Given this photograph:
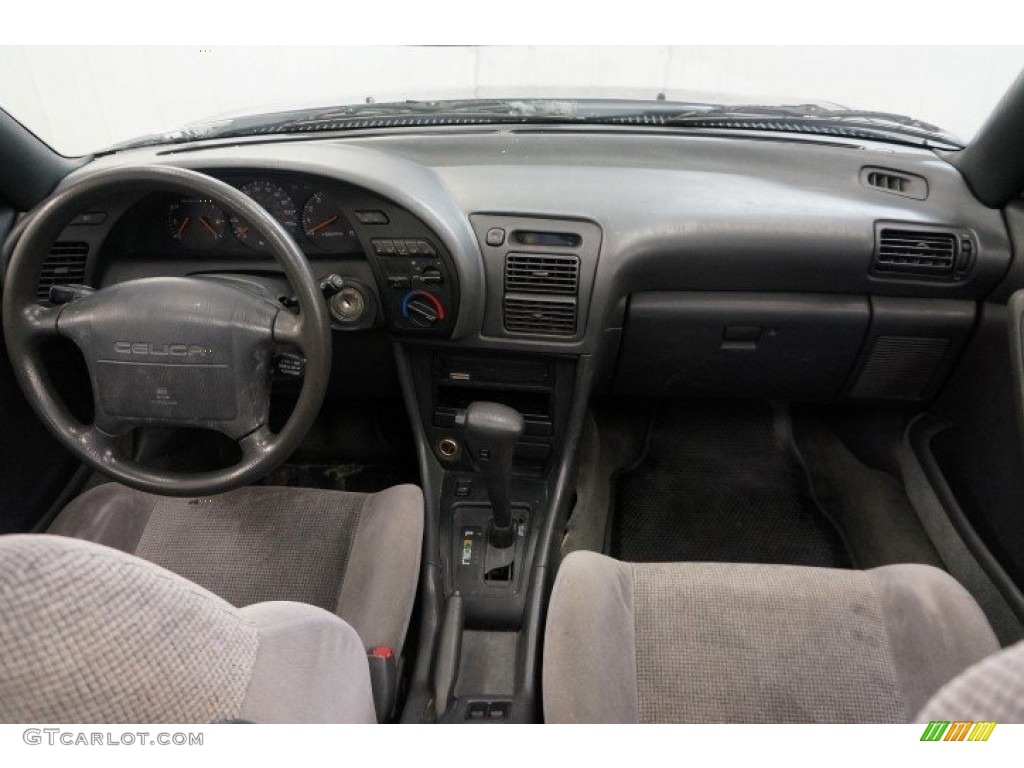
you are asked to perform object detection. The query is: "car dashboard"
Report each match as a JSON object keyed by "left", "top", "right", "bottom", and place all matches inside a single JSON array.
[
  {"left": 38, "top": 126, "right": 1011, "bottom": 501},
  {"left": 56, "top": 127, "right": 1011, "bottom": 394}
]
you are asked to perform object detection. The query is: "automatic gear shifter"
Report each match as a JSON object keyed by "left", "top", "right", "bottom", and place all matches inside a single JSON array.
[{"left": 456, "top": 402, "right": 524, "bottom": 549}]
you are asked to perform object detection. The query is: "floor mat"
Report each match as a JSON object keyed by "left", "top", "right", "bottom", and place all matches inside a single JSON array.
[{"left": 611, "top": 401, "right": 851, "bottom": 567}]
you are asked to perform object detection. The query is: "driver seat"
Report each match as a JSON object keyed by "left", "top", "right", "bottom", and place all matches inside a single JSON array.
[{"left": 0, "top": 481, "right": 423, "bottom": 723}]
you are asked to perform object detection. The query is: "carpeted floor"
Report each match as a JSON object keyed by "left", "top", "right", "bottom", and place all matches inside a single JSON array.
[{"left": 611, "top": 401, "right": 851, "bottom": 567}]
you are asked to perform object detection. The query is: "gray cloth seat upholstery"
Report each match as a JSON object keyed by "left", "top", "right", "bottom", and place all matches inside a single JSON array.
[
  {"left": 0, "top": 481, "right": 423, "bottom": 723},
  {"left": 0, "top": 535, "right": 376, "bottom": 723},
  {"left": 544, "top": 551, "right": 1011, "bottom": 723},
  {"left": 916, "top": 638, "right": 1024, "bottom": 723},
  {"left": 49, "top": 482, "right": 423, "bottom": 654}
]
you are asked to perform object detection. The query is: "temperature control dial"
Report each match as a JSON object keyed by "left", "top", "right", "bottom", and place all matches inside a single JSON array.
[{"left": 402, "top": 290, "right": 446, "bottom": 328}]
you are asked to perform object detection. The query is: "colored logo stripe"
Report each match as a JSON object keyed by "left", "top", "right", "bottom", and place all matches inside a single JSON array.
[
  {"left": 920, "top": 721, "right": 996, "bottom": 742},
  {"left": 969, "top": 722, "right": 997, "bottom": 741},
  {"left": 944, "top": 721, "right": 973, "bottom": 741}
]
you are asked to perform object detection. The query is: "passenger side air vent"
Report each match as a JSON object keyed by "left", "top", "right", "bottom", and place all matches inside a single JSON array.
[
  {"left": 505, "top": 253, "right": 579, "bottom": 295},
  {"left": 873, "top": 227, "right": 967, "bottom": 278},
  {"left": 503, "top": 252, "right": 580, "bottom": 336},
  {"left": 860, "top": 167, "right": 928, "bottom": 200},
  {"left": 504, "top": 296, "right": 577, "bottom": 336},
  {"left": 37, "top": 241, "right": 89, "bottom": 301}
]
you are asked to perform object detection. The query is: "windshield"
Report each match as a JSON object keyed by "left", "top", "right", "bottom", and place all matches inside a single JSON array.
[{"left": 1, "top": 45, "right": 1022, "bottom": 155}]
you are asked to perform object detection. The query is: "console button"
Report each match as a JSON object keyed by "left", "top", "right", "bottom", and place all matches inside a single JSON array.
[
  {"left": 388, "top": 276, "right": 412, "bottom": 290},
  {"left": 417, "top": 267, "right": 444, "bottom": 286},
  {"left": 485, "top": 228, "right": 505, "bottom": 247}
]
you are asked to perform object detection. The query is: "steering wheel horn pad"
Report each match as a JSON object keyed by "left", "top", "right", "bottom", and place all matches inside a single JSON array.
[{"left": 58, "top": 277, "right": 279, "bottom": 440}]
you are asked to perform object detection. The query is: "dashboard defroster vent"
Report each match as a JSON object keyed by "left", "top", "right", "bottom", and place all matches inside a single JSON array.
[
  {"left": 504, "top": 295, "right": 577, "bottom": 336},
  {"left": 505, "top": 253, "right": 579, "bottom": 295},
  {"left": 860, "top": 167, "right": 928, "bottom": 200},
  {"left": 37, "top": 241, "right": 89, "bottom": 301},
  {"left": 874, "top": 228, "right": 960, "bottom": 278}
]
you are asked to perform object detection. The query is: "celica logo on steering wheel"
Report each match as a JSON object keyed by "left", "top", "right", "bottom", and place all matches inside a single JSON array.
[{"left": 113, "top": 342, "right": 213, "bottom": 358}]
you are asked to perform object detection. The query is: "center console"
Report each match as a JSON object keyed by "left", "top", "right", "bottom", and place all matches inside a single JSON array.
[
  {"left": 401, "top": 346, "right": 582, "bottom": 722},
  {"left": 396, "top": 213, "right": 601, "bottom": 723}
]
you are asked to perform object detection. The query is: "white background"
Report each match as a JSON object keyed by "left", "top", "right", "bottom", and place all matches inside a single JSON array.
[
  {"left": 0, "top": 45, "right": 1022, "bottom": 155},
  {"left": 1, "top": 724, "right": 1020, "bottom": 768}
]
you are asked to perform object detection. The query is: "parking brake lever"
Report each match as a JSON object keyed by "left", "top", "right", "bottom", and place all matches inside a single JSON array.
[{"left": 455, "top": 401, "right": 524, "bottom": 549}]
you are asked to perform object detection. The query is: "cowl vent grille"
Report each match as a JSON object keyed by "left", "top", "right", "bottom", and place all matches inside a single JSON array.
[
  {"left": 38, "top": 242, "right": 89, "bottom": 300},
  {"left": 504, "top": 296, "right": 577, "bottom": 336},
  {"left": 875, "top": 229, "right": 958, "bottom": 277},
  {"left": 505, "top": 253, "right": 579, "bottom": 295}
]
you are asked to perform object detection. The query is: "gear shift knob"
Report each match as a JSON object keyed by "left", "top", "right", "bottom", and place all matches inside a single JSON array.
[{"left": 456, "top": 402, "right": 524, "bottom": 548}]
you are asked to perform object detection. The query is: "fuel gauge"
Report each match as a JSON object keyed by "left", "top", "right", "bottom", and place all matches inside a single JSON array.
[{"left": 167, "top": 199, "right": 226, "bottom": 250}]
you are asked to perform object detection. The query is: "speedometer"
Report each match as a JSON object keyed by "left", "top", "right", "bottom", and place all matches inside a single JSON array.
[{"left": 230, "top": 180, "right": 299, "bottom": 249}]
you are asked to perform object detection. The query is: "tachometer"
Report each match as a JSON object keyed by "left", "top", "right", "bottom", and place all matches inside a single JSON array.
[
  {"left": 166, "top": 199, "right": 226, "bottom": 250},
  {"left": 230, "top": 180, "right": 298, "bottom": 249},
  {"left": 302, "top": 191, "right": 356, "bottom": 248}
]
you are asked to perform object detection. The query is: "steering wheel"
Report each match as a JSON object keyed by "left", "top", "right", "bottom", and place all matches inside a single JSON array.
[{"left": 2, "top": 166, "right": 331, "bottom": 496}]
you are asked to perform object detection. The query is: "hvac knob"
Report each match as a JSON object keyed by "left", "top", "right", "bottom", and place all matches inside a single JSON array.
[{"left": 402, "top": 290, "right": 446, "bottom": 328}]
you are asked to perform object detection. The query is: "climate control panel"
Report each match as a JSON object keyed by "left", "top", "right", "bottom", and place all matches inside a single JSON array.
[{"left": 366, "top": 236, "right": 457, "bottom": 334}]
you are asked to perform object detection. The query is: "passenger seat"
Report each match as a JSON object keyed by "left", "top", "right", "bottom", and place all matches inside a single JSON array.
[{"left": 543, "top": 551, "right": 1024, "bottom": 723}]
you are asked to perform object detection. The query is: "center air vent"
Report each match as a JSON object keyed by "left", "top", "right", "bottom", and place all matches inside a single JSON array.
[
  {"left": 37, "top": 241, "right": 89, "bottom": 300},
  {"left": 503, "top": 252, "right": 580, "bottom": 336},
  {"left": 874, "top": 227, "right": 964, "bottom": 278},
  {"left": 504, "top": 296, "right": 577, "bottom": 336},
  {"left": 505, "top": 253, "right": 580, "bottom": 295}
]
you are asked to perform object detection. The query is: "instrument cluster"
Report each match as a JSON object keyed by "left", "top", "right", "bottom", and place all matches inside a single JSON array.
[{"left": 163, "top": 177, "right": 361, "bottom": 255}]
